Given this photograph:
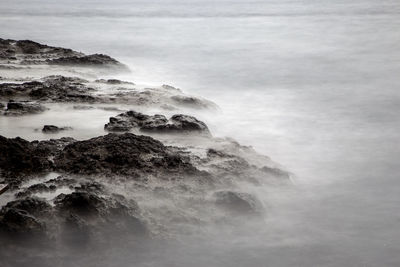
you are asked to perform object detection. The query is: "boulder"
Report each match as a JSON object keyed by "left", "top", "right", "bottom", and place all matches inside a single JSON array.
[
  {"left": 105, "top": 110, "right": 210, "bottom": 135},
  {"left": 42, "top": 125, "right": 72, "bottom": 133},
  {"left": 54, "top": 133, "right": 199, "bottom": 177}
]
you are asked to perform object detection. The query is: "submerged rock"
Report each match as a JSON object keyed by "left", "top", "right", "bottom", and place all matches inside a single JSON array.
[
  {"left": 42, "top": 125, "right": 72, "bottom": 133},
  {"left": 105, "top": 110, "right": 210, "bottom": 135},
  {"left": 214, "top": 191, "right": 263, "bottom": 215}
]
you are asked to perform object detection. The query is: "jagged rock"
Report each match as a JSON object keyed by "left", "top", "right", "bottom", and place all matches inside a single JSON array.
[
  {"left": 55, "top": 192, "right": 106, "bottom": 217},
  {"left": 0, "top": 135, "right": 52, "bottom": 179},
  {"left": 0, "top": 198, "right": 50, "bottom": 238},
  {"left": 0, "top": 208, "right": 45, "bottom": 236},
  {"left": 3, "top": 197, "right": 52, "bottom": 217},
  {"left": 55, "top": 133, "right": 199, "bottom": 177},
  {"left": 105, "top": 110, "right": 210, "bottom": 135},
  {"left": 48, "top": 54, "right": 127, "bottom": 69},
  {"left": 0, "top": 76, "right": 96, "bottom": 103},
  {"left": 32, "top": 137, "right": 76, "bottom": 158},
  {"left": 214, "top": 191, "right": 263, "bottom": 215},
  {"left": 42, "top": 125, "right": 72, "bottom": 133},
  {"left": 3, "top": 100, "right": 47, "bottom": 115},
  {"left": 55, "top": 191, "right": 148, "bottom": 237}
]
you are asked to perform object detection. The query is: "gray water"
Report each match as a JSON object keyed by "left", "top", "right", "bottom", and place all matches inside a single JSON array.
[{"left": 1, "top": 0, "right": 400, "bottom": 266}]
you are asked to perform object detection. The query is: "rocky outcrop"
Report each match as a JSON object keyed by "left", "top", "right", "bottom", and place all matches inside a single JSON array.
[
  {"left": 0, "top": 76, "right": 96, "bottom": 103},
  {"left": 0, "top": 185, "right": 147, "bottom": 245},
  {"left": 55, "top": 133, "right": 199, "bottom": 177},
  {"left": 48, "top": 54, "right": 127, "bottom": 69},
  {"left": 0, "top": 38, "right": 126, "bottom": 70},
  {"left": 105, "top": 110, "right": 210, "bottom": 135},
  {"left": 3, "top": 100, "right": 47, "bottom": 115},
  {"left": 0, "top": 136, "right": 52, "bottom": 179}
]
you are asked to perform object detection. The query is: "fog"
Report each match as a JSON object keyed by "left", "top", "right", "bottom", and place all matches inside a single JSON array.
[{"left": 1, "top": 0, "right": 400, "bottom": 266}]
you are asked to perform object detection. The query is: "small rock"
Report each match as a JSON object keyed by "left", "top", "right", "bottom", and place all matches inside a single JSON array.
[{"left": 42, "top": 125, "right": 72, "bottom": 134}]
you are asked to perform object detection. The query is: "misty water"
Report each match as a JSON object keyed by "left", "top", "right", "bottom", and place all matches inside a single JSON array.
[{"left": 1, "top": 0, "right": 400, "bottom": 266}]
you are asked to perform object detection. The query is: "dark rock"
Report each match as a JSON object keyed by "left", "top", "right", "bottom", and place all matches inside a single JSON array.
[
  {"left": 105, "top": 110, "right": 210, "bottom": 135},
  {"left": 15, "top": 183, "right": 56, "bottom": 198},
  {"left": 55, "top": 133, "right": 198, "bottom": 177},
  {"left": 0, "top": 38, "right": 82, "bottom": 63},
  {"left": 0, "top": 135, "right": 51, "bottom": 178},
  {"left": 32, "top": 137, "right": 76, "bottom": 158},
  {"left": 3, "top": 197, "right": 52, "bottom": 216},
  {"left": 0, "top": 76, "right": 96, "bottom": 102},
  {"left": 48, "top": 54, "right": 127, "bottom": 69},
  {"left": 42, "top": 125, "right": 72, "bottom": 133},
  {"left": 214, "top": 191, "right": 263, "bottom": 215},
  {"left": 55, "top": 192, "right": 106, "bottom": 218},
  {"left": 4, "top": 100, "right": 47, "bottom": 115},
  {"left": 0, "top": 208, "right": 45, "bottom": 236}
]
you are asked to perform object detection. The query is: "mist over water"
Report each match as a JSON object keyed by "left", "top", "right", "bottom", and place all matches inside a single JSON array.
[{"left": 1, "top": 0, "right": 400, "bottom": 266}]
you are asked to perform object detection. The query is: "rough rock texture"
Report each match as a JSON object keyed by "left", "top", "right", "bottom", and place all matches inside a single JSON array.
[
  {"left": 0, "top": 136, "right": 51, "bottom": 179},
  {"left": 105, "top": 110, "right": 210, "bottom": 135},
  {"left": 0, "top": 38, "right": 125, "bottom": 70},
  {"left": 0, "top": 38, "right": 81, "bottom": 63},
  {"left": 48, "top": 54, "right": 127, "bottom": 69},
  {"left": 0, "top": 76, "right": 96, "bottom": 103},
  {"left": 55, "top": 133, "right": 199, "bottom": 177}
]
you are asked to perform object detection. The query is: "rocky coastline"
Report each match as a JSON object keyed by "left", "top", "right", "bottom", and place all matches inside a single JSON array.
[{"left": 0, "top": 38, "right": 290, "bottom": 264}]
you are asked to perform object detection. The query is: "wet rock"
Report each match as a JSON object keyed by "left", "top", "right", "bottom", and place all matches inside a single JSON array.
[
  {"left": 42, "top": 125, "right": 72, "bottom": 133},
  {"left": 48, "top": 54, "right": 127, "bottom": 69},
  {"left": 0, "top": 38, "right": 82, "bottom": 64},
  {"left": 0, "top": 135, "right": 51, "bottom": 178},
  {"left": 0, "top": 208, "right": 45, "bottom": 235},
  {"left": 4, "top": 100, "right": 47, "bottom": 115},
  {"left": 55, "top": 133, "right": 199, "bottom": 177},
  {"left": 32, "top": 137, "right": 76, "bottom": 158},
  {"left": 214, "top": 191, "right": 263, "bottom": 215},
  {"left": 55, "top": 192, "right": 106, "bottom": 217},
  {"left": 3, "top": 197, "right": 52, "bottom": 217},
  {"left": 15, "top": 183, "right": 57, "bottom": 198},
  {"left": 0, "top": 76, "right": 97, "bottom": 103},
  {"left": 105, "top": 110, "right": 210, "bottom": 135}
]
